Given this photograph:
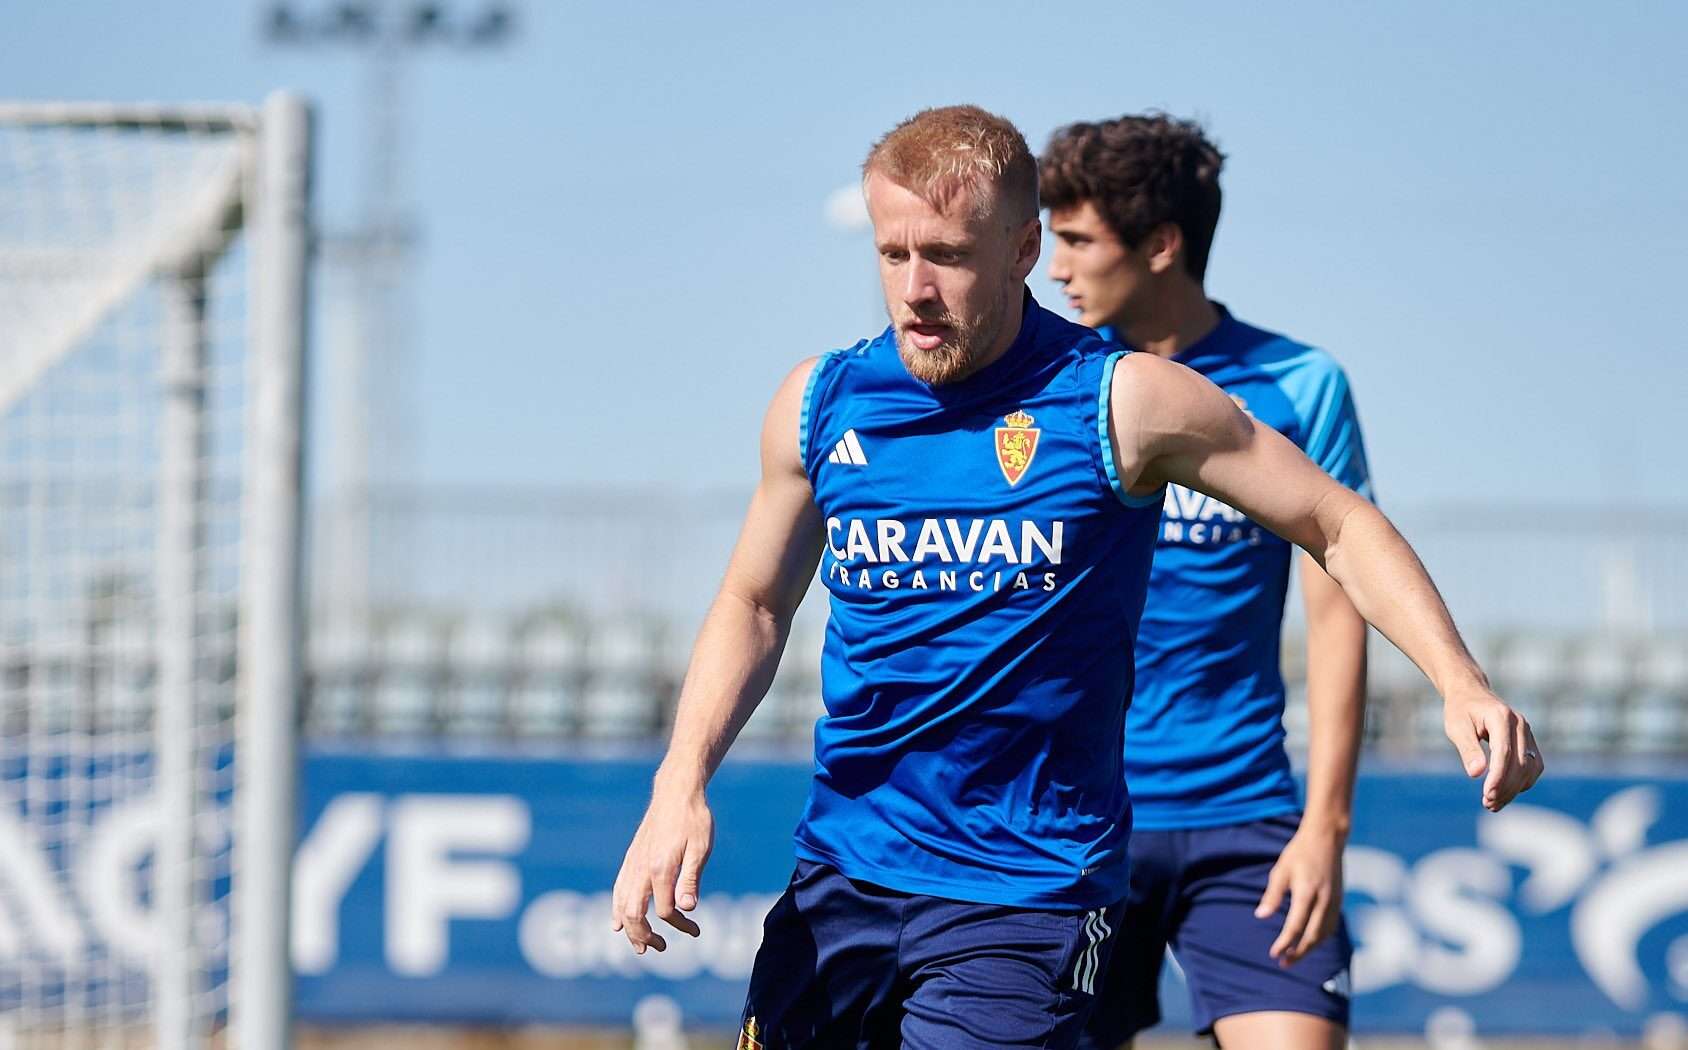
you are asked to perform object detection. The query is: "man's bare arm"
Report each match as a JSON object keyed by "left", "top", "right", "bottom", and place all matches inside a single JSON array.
[
  {"left": 1298, "top": 557, "right": 1368, "bottom": 841},
  {"left": 657, "top": 363, "right": 826, "bottom": 790},
  {"left": 1110, "top": 354, "right": 1543, "bottom": 811},
  {"left": 611, "top": 359, "right": 825, "bottom": 954},
  {"left": 1256, "top": 556, "right": 1369, "bottom": 965}
]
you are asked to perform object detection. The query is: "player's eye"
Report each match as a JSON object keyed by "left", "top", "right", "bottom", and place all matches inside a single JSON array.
[{"left": 880, "top": 248, "right": 908, "bottom": 264}]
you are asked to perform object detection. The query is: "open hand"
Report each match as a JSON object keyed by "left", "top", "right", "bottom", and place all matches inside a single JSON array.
[{"left": 1255, "top": 822, "right": 1345, "bottom": 967}]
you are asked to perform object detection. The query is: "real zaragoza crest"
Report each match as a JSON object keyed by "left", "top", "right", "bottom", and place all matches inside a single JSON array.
[
  {"left": 995, "top": 409, "right": 1040, "bottom": 486},
  {"left": 737, "top": 1016, "right": 764, "bottom": 1050}
]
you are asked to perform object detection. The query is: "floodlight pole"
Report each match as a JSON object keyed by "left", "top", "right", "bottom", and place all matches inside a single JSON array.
[{"left": 263, "top": 1, "right": 514, "bottom": 623}]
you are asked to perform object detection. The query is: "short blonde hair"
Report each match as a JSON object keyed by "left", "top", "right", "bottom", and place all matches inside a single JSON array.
[{"left": 863, "top": 105, "right": 1038, "bottom": 224}]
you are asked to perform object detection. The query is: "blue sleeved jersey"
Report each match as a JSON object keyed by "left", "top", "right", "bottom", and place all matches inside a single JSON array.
[{"left": 1109, "top": 306, "right": 1373, "bottom": 830}]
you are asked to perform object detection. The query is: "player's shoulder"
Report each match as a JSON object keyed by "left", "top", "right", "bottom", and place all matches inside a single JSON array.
[
  {"left": 775, "top": 336, "right": 882, "bottom": 470},
  {"left": 818, "top": 331, "right": 887, "bottom": 376},
  {"left": 1108, "top": 351, "right": 1251, "bottom": 463},
  {"left": 1226, "top": 312, "right": 1351, "bottom": 387},
  {"left": 1223, "top": 314, "right": 1369, "bottom": 452},
  {"left": 773, "top": 332, "right": 876, "bottom": 404},
  {"left": 1112, "top": 344, "right": 1214, "bottom": 384},
  {"left": 1109, "top": 349, "right": 1225, "bottom": 417},
  {"left": 795, "top": 332, "right": 880, "bottom": 393},
  {"left": 786, "top": 332, "right": 887, "bottom": 440}
]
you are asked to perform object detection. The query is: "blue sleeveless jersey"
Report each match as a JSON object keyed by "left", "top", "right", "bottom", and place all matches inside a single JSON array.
[
  {"left": 1111, "top": 307, "right": 1374, "bottom": 829},
  {"left": 793, "top": 294, "right": 1163, "bottom": 909}
]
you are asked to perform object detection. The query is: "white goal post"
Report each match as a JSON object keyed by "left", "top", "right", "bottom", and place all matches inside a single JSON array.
[{"left": 0, "top": 93, "right": 310, "bottom": 1050}]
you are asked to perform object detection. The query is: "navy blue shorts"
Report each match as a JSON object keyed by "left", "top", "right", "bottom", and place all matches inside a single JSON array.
[
  {"left": 739, "top": 860, "right": 1124, "bottom": 1049},
  {"left": 1079, "top": 813, "right": 1352, "bottom": 1047}
]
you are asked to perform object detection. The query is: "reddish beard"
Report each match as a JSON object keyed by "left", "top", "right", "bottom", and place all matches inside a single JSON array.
[{"left": 894, "top": 285, "right": 1008, "bottom": 386}]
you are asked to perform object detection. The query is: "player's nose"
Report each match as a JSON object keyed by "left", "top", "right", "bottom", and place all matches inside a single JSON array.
[
  {"left": 1047, "top": 247, "right": 1071, "bottom": 284},
  {"left": 902, "top": 258, "right": 939, "bottom": 307}
]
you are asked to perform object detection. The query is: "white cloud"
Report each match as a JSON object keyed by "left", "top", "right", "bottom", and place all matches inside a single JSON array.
[{"left": 823, "top": 183, "right": 870, "bottom": 232}]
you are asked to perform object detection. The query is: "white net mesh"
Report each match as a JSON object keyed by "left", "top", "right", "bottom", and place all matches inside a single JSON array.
[{"left": 0, "top": 111, "right": 254, "bottom": 1047}]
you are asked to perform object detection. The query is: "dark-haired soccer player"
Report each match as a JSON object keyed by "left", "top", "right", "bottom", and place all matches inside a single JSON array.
[
  {"left": 611, "top": 104, "right": 1540, "bottom": 1050},
  {"left": 1040, "top": 113, "right": 1520, "bottom": 1049}
]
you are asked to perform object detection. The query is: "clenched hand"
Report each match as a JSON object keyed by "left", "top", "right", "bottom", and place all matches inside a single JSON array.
[{"left": 1443, "top": 686, "right": 1544, "bottom": 812}]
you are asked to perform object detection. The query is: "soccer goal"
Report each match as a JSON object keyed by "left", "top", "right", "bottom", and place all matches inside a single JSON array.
[{"left": 0, "top": 94, "right": 309, "bottom": 1049}]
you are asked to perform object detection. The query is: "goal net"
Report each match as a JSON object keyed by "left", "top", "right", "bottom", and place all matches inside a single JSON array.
[{"left": 0, "top": 95, "right": 309, "bottom": 1050}]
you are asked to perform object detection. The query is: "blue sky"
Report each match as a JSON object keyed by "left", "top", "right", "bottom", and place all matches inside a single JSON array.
[{"left": 9, "top": 1, "right": 1688, "bottom": 509}]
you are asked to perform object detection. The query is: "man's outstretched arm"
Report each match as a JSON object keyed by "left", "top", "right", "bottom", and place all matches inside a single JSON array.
[
  {"left": 611, "top": 359, "right": 825, "bottom": 954},
  {"left": 1109, "top": 354, "right": 1543, "bottom": 812}
]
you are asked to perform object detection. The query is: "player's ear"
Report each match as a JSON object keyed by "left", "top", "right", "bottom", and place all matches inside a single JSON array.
[
  {"left": 1012, "top": 217, "right": 1042, "bottom": 281},
  {"left": 1143, "top": 222, "right": 1183, "bottom": 276}
]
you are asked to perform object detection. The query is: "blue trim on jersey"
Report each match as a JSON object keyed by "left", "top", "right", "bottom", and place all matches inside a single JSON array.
[
  {"left": 797, "top": 348, "right": 846, "bottom": 465},
  {"left": 1097, "top": 350, "right": 1165, "bottom": 508}
]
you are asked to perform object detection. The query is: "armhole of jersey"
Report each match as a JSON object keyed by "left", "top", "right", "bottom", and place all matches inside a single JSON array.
[
  {"left": 797, "top": 350, "right": 841, "bottom": 468},
  {"left": 1098, "top": 350, "right": 1166, "bottom": 508}
]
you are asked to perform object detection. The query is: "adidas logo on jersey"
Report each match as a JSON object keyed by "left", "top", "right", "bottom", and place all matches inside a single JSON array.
[{"left": 827, "top": 429, "right": 868, "bottom": 466}]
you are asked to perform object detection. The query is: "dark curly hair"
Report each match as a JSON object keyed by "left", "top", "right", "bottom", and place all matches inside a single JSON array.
[{"left": 1039, "top": 114, "right": 1226, "bottom": 281}]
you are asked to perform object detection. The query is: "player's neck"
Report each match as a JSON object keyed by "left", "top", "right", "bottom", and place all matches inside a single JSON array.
[
  {"left": 1112, "top": 283, "right": 1219, "bottom": 359},
  {"left": 960, "top": 287, "right": 1027, "bottom": 379}
]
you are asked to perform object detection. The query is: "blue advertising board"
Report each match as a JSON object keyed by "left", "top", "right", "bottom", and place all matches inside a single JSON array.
[
  {"left": 287, "top": 751, "right": 1688, "bottom": 1036},
  {"left": 4, "top": 748, "right": 1687, "bottom": 1036},
  {"left": 293, "top": 751, "right": 811, "bottom": 1026}
]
